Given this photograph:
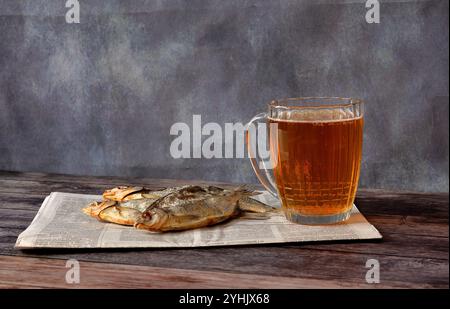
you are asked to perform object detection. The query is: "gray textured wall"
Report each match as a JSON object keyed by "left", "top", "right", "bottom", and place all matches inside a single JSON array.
[{"left": 0, "top": 0, "right": 448, "bottom": 192}]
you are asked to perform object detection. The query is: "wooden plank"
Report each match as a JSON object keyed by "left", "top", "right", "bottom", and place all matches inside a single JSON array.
[
  {"left": 299, "top": 234, "right": 448, "bottom": 260},
  {"left": 0, "top": 179, "right": 447, "bottom": 220},
  {"left": 367, "top": 214, "right": 449, "bottom": 238},
  {"left": 0, "top": 196, "right": 447, "bottom": 261},
  {"left": 0, "top": 186, "right": 448, "bottom": 228},
  {"left": 355, "top": 191, "right": 449, "bottom": 219},
  {"left": 0, "top": 171, "right": 229, "bottom": 187},
  {"left": 1, "top": 170, "right": 447, "bottom": 198},
  {"left": 0, "top": 201, "right": 447, "bottom": 260},
  {"left": 1, "top": 221, "right": 448, "bottom": 287},
  {"left": 1, "top": 246, "right": 447, "bottom": 288},
  {"left": 1, "top": 201, "right": 448, "bottom": 239},
  {"left": 0, "top": 255, "right": 442, "bottom": 289},
  {"left": 0, "top": 172, "right": 233, "bottom": 193},
  {"left": 0, "top": 171, "right": 448, "bottom": 288},
  {"left": 2, "top": 230, "right": 447, "bottom": 261}
]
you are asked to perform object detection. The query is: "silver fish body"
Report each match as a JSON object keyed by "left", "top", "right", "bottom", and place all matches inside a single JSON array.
[{"left": 135, "top": 186, "right": 244, "bottom": 232}]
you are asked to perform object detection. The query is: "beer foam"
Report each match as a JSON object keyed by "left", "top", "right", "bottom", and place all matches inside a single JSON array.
[{"left": 269, "top": 108, "right": 361, "bottom": 123}]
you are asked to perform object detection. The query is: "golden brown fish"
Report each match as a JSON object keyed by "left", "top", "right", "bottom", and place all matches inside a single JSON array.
[
  {"left": 82, "top": 185, "right": 277, "bottom": 232},
  {"left": 82, "top": 188, "right": 166, "bottom": 225}
]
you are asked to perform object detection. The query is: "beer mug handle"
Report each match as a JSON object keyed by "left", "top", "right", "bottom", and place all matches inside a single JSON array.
[{"left": 246, "top": 113, "right": 278, "bottom": 197}]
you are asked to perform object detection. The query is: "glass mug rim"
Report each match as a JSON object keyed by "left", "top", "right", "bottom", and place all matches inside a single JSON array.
[{"left": 268, "top": 96, "right": 364, "bottom": 109}]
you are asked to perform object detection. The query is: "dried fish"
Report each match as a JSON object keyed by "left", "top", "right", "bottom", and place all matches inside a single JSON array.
[
  {"left": 135, "top": 186, "right": 245, "bottom": 232},
  {"left": 83, "top": 185, "right": 277, "bottom": 232}
]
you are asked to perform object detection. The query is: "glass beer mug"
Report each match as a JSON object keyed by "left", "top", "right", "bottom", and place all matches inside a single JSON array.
[{"left": 247, "top": 97, "right": 364, "bottom": 224}]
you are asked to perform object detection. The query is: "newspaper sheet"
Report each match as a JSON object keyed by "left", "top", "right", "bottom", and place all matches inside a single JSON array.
[{"left": 15, "top": 192, "right": 382, "bottom": 249}]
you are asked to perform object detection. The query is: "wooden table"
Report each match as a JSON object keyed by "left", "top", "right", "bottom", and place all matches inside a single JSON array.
[{"left": 0, "top": 171, "right": 448, "bottom": 288}]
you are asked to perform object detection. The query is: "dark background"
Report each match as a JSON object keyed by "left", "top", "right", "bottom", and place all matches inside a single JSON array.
[{"left": 0, "top": 0, "right": 448, "bottom": 192}]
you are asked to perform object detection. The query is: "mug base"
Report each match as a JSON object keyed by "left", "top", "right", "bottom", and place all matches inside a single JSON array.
[{"left": 284, "top": 208, "right": 352, "bottom": 225}]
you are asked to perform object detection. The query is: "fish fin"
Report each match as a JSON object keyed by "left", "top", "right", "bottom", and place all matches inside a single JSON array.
[
  {"left": 239, "top": 212, "right": 271, "bottom": 220},
  {"left": 238, "top": 196, "right": 279, "bottom": 213},
  {"left": 103, "top": 186, "right": 147, "bottom": 201},
  {"left": 82, "top": 200, "right": 117, "bottom": 218},
  {"left": 232, "top": 185, "right": 260, "bottom": 197}
]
